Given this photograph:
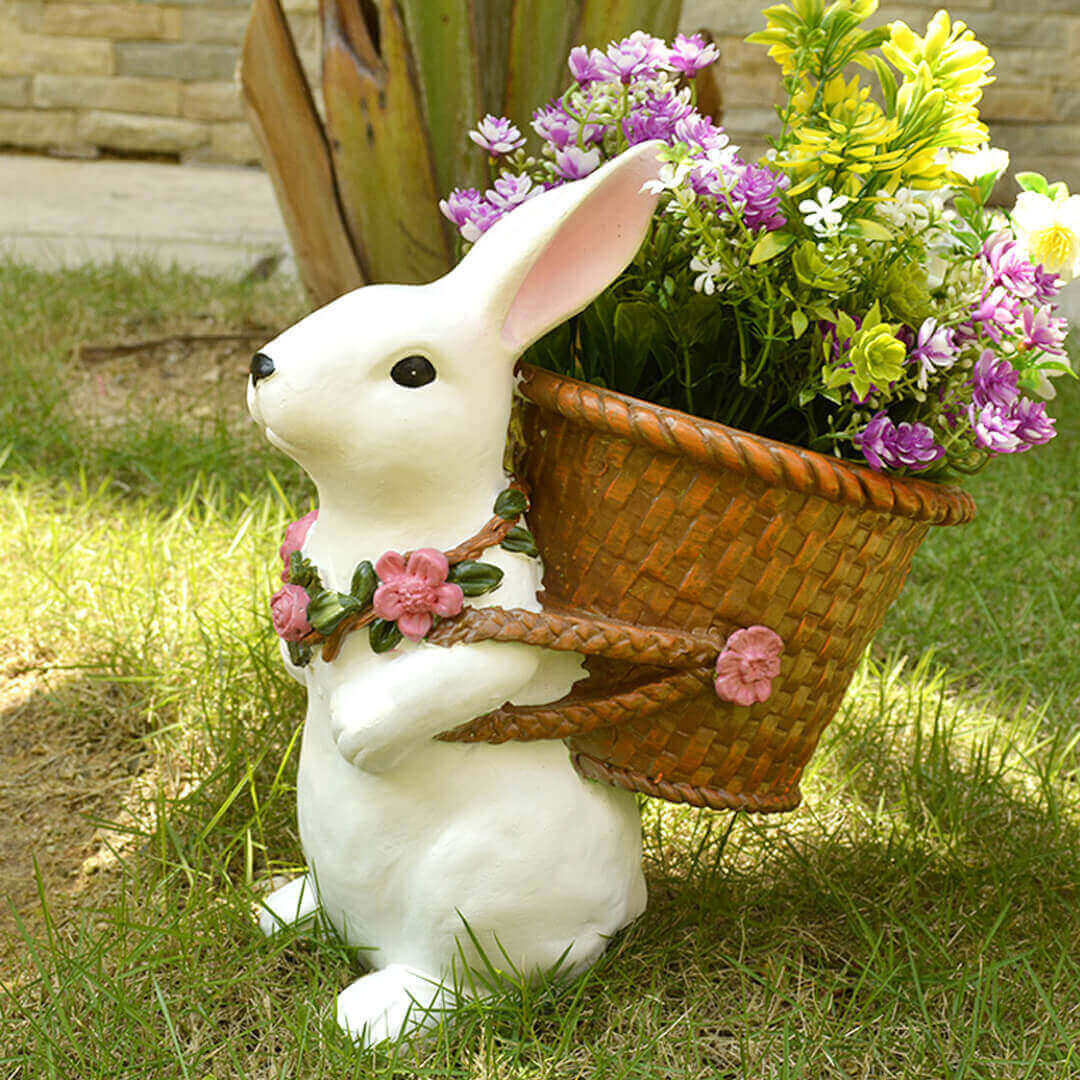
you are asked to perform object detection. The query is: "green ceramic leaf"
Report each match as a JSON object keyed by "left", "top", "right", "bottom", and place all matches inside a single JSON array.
[
  {"left": 286, "top": 641, "right": 313, "bottom": 668},
  {"left": 493, "top": 488, "right": 528, "bottom": 519},
  {"left": 448, "top": 559, "right": 506, "bottom": 596},
  {"left": 350, "top": 560, "right": 377, "bottom": 607},
  {"left": 369, "top": 618, "right": 404, "bottom": 653},
  {"left": 501, "top": 526, "right": 540, "bottom": 557},
  {"left": 307, "top": 591, "right": 361, "bottom": 635}
]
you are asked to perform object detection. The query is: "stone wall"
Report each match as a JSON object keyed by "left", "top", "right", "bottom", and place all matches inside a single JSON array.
[
  {"left": 686, "top": 0, "right": 1080, "bottom": 197},
  {"left": 0, "top": 0, "right": 319, "bottom": 164},
  {"left": 0, "top": 0, "right": 1076, "bottom": 180}
]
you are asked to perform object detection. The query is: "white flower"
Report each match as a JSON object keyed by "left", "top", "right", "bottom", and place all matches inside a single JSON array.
[
  {"left": 876, "top": 187, "right": 930, "bottom": 229},
  {"left": 690, "top": 254, "right": 724, "bottom": 295},
  {"left": 640, "top": 160, "right": 691, "bottom": 195},
  {"left": 1011, "top": 190, "right": 1080, "bottom": 281},
  {"left": 949, "top": 145, "right": 1010, "bottom": 184},
  {"left": 798, "top": 186, "right": 850, "bottom": 237}
]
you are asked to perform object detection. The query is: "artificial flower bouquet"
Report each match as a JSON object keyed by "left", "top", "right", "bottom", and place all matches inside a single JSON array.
[{"left": 439, "top": 0, "right": 1076, "bottom": 480}]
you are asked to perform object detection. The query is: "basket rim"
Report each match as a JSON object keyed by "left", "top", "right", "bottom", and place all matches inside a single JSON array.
[{"left": 516, "top": 363, "right": 976, "bottom": 527}]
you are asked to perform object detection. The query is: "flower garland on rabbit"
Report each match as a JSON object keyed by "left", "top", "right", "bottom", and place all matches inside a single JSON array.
[{"left": 270, "top": 485, "right": 539, "bottom": 668}]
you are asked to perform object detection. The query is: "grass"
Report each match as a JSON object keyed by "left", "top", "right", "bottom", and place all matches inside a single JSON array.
[{"left": 0, "top": 259, "right": 1078, "bottom": 1078}]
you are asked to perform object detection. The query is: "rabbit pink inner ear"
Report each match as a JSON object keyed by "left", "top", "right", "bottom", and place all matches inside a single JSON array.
[{"left": 500, "top": 158, "right": 661, "bottom": 352}]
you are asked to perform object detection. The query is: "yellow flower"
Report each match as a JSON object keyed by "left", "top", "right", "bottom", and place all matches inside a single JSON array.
[{"left": 883, "top": 10, "right": 994, "bottom": 108}]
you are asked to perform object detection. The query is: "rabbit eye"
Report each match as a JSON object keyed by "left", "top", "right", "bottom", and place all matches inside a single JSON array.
[{"left": 390, "top": 355, "right": 436, "bottom": 388}]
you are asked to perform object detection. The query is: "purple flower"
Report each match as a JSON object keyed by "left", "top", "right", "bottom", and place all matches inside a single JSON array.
[
  {"left": 673, "top": 113, "right": 729, "bottom": 152},
  {"left": 967, "top": 401, "right": 1023, "bottom": 453},
  {"left": 438, "top": 187, "right": 484, "bottom": 229},
  {"left": 889, "top": 421, "right": 947, "bottom": 468},
  {"left": 468, "top": 114, "right": 525, "bottom": 156},
  {"left": 853, "top": 411, "right": 945, "bottom": 472},
  {"left": 605, "top": 30, "right": 670, "bottom": 83},
  {"left": 1020, "top": 306, "right": 1068, "bottom": 358},
  {"left": 460, "top": 198, "right": 503, "bottom": 243},
  {"left": 532, "top": 102, "right": 576, "bottom": 149},
  {"left": 1012, "top": 398, "right": 1056, "bottom": 449},
  {"left": 554, "top": 145, "right": 601, "bottom": 180},
  {"left": 568, "top": 45, "right": 614, "bottom": 86},
  {"left": 984, "top": 233, "right": 1038, "bottom": 299},
  {"left": 727, "top": 163, "right": 788, "bottom": 232},
  {"left": 1033, "top": 265, "right": 1063, "bottom": 302},
  {"left": 668, "top": 32, "right": 720, "bottom": 76},
  {"left": 908, "top": 317, "right": 957, "bottom": 388},
  {"left": 971, "top": 351, "right": 1019, "bottom": 409},
  {"left": 486, "top": 171, "right": 535, "bottom": 210},
  {"left": 965, "top": 285, "right": 1019, "bottom": 343}
]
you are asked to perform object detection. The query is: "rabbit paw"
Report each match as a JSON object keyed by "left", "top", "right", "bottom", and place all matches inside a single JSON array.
[
  {"left": 257, "top": 873, "right": 319, "bottom": 936},
  {"left": 335, "top": 726, "right": 412, "bottom": 775},
  {"left": 336, "top": 965, "right": 452, "bottom": 1047}
]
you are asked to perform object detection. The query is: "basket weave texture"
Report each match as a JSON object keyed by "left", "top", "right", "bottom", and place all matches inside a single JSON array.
[{"left": 443, "top": 364, "right": 975, "bottom": 813}]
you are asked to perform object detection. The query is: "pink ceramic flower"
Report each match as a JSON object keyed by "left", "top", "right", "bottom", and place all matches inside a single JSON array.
[
  {"left": 280, "top": 509, "right": 318, "bottom": 578},
  {"left": 714, "top": 626, "right": 784, "bottom": 707},
  {"left": 373, "top": 548, "right": 464, "bottom": 642},
  {"left": 271, "top": 583, "right": 312, "bottom": 642}
]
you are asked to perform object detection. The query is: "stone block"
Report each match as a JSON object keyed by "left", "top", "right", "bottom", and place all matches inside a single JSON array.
[
  {"left": 115, "top": 41, "right": 238, "bottom": 81},
  {"left": 723, "top": 106, "right": 778, "bottom": 137},
  {"left": 0, "top": 77, "right": 31, "bottom": 108},
  {"left": 76, "top": 108, "right": 209, "bottom": 153},
  {"left": 11, "top": 2, "right": 42, "bottom": 32},
  {"left": 991, "top": 122, "right": 1080, "bottom": 158},
  {"left": 990, "top": 47, "right": 1070, "bottom": 86},
  {"left": 34, "top": 73, "right": 181, "bottom": 116},
  {"left": 41, "top": 3, "right": 169, "bottom": 40},
  {"left": 207, "top": 120, "right": 260, "bottom": 164},
  {"left": 681, "top": 0, "right": 760, "bottom": 36},
  {"left": 1053, "top": 89, "right": 1080, "bottom": 124},
  {"left": 181, "top": 7, "right": 250, "bottom": 45},
  {"left": 980, "top": 84, "right": 1056, "bottom": 124},
  {"left": 0, "top": 107, "right": 78, "bottom": 149},
  {"left": 181, "top": 80, "right": 243, "bottom": 121},
  {"left": 0, "top": 30, "right": 114, "bottom": 76}
]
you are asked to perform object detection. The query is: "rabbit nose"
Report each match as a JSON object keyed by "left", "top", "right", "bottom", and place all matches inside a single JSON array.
[{"left": 250, "top": 352, "right": 276, "bottom": 384}]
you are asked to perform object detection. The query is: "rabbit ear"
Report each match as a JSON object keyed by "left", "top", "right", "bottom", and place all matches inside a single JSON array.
[{"left": 449, "top": 141, "right": 664, "bottom": 354}]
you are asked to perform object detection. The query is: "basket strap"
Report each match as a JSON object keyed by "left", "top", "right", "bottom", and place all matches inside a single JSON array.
[
  {"left": 426, "top": 605, "right": 726, "bottom": 669},
  {"left": 437, "top": 668, "right": 711, "bottom": 744}
]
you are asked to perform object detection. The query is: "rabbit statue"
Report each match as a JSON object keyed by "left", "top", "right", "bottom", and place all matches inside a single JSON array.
[{"left": 248, "top": 141, "right": 664, "bottom": 1046}]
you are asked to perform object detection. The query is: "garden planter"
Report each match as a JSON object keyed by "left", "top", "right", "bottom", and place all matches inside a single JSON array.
[{"left": 439, "top": 362, "right": 976, "bottom": 813}]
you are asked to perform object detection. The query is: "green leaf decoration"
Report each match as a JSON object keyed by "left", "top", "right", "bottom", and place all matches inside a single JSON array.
[
  {"left": 350, "top": 560, "right": 377, "bottom": 606},
  {"left": 791, "top": 309, "right": 809, "bottom": 340},
  {"left": 369, "top": 618, "right": 404, "bottom": 654},
  {"left": 613, "top": 300, "right": 664, "bottom": 388},
  {"left": 493, "top": 488, "right": 528, "bottom": 520},
  {"left": 288, "top": 550, "right": 317, "bottom": 589},
  {"left": 448, "top": 559, "right": 505, "bottom": 596},
  {"left": 286, "top": 640, "right": 312, "bottom": 668},
  {"left": 1015, "top": 172, "right": 1050, "bottom": 196},
  {"left": 1048, "top": 181, "right": 1070, "bottom": 202},
  {"left": 306, "top": 591, "right": 361, "bottom": 635},
  {"left": 501, "top": 526, "right": 540, "bottom": 557},
  {"left": 749, "top": 230, "right": 795, "bottom": 265},
  {"left": 853, "top": 218, "right": 892, "bottom": 242}
]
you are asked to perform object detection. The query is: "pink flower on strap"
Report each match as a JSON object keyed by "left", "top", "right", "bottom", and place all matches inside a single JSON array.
[
  {"left": 714, "top": 626, "right": 784, "bottom": 707},
  {"left": 373, "top": 548, "right": 464, "bottom": 642},
  {"left": 280, "top": 509, "right": 318, "bottom": 579},
  {"left": 271, "top": 583, "right": 312, "bottom": 642}
]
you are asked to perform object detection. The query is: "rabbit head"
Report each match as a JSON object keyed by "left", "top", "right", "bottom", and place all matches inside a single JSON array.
[{"left": 248, "top": 142, "right": 662, "bottom": 543}]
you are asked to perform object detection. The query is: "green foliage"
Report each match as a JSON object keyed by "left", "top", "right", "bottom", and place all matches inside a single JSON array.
[{"left": 447, "top": 559, "right": 505, "bottom": 596}]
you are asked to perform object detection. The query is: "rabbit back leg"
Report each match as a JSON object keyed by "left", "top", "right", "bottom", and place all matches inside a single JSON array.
[
  {"left": 258, "top": 873, "right": 319, "bottom": 936},
  {"left": 336, "top": 964, "right": 454, "bottom": 1047}
]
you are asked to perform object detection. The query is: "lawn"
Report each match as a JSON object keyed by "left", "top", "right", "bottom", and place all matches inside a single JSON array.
[{"left": 0, "top": 260, "right": 1078, "bottom": 1078}]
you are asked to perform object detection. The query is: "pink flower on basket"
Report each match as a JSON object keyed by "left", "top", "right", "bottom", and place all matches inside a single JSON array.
[
  {"left": 373, "top": 549, "right": 464, "bottom": 642},
  {"left": 280, "top": 509, "right": 318, "bottom": 578},
  {"left": 714, "top": 626, "right": 784, "bottom": 707},
  {"left": 271, "top": 584, "right": 312, "bottom": 642}
]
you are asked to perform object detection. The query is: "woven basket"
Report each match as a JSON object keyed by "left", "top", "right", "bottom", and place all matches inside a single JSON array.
[{"left": 439, "top": 363, "right": 975, "bottom": 813}]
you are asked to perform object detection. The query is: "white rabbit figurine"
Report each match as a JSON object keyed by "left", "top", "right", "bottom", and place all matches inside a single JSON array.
[{"left": 247, "top": 142, "right": 663, "bottom": 1046}]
